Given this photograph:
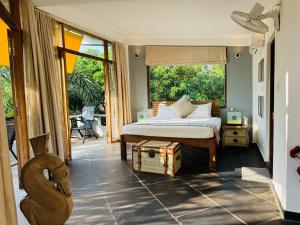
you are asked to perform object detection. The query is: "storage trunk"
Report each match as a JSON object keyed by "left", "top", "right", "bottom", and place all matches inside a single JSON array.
[{"left": 132, "top": 140, "right": 181, "bottom": 177}]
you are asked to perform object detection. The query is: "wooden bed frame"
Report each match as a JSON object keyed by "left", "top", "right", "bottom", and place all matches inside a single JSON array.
[{"left": 120, "top": 100, "right": 220, "bottom": 171}]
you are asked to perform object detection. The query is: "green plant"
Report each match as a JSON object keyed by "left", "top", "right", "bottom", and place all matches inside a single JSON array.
[
  {"left": 0, "top": 66, "right": 14, "bottom": 117},
  {"left": 149, "top": 64, "right": 225, "bottom": 105},
  {"left": 67, "top": 54, "right": 105, "bottom": 114}
]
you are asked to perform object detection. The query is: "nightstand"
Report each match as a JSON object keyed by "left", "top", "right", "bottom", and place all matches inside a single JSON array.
[{"left": 222, "top": 125, "right": 249, "bottom": 148}]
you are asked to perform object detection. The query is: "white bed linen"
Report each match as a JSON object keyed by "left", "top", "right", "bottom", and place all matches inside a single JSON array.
[{"left": 122, "top": 117, "right": 221, "bottom": 139}]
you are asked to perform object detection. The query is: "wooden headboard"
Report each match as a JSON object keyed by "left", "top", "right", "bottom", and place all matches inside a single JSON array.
[{"left": 152, "top": 100, "right": 221, "bottom": 117}]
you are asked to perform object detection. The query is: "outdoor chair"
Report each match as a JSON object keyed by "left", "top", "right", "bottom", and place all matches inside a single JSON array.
[
  {"left": 70, "top": 106, "right": 98, "bottom": 143},
  {"left": 6, "top": 117, "right": 17, "bottom": 167}
]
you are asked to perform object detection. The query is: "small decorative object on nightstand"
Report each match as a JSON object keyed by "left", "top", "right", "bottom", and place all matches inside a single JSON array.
[
  {"left": 223, "top": 125, "right": 249, "bottom": 149},
  {"left": 137, "top": 109, "right": 152, "bottom": 122}
]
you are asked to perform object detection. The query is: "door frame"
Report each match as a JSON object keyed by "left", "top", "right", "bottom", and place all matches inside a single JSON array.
[
  {"left": 0, "top": 0, "right": 30, "bottom": 171},
  {"left": 57, "top": 23, "right": 116, "bottom": 159},
  {"left": 266, "top": 33, "right": 276, "bottom": 176}
]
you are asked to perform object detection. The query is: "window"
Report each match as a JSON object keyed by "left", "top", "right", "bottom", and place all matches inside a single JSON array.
[
  {"left": 258, "top": 96, "right": 264, "bottom": 118},
  {"left": 258, "top": 59, "right": 264, "bottom": 82},
  {"left": 148, "top": 64, "right": 226, "bottom": 107}
]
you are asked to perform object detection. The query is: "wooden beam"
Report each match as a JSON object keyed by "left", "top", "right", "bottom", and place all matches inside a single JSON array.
[
  {"left": 57, "top": 47, "right": 114, "bottom": 64},
  {"left": 10, "top": 0, "right": 30, "bottom": 169},
  {"left": 0, "top": 1, "right": 20, "bottom": 30},
  {"left": 104, "top": 40, "right": 113, "bottom": 143}
]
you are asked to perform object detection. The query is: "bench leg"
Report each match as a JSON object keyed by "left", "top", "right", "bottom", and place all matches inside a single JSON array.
[
  {"left": 120, "top": 135, "right": 127, "bottom": 161},
  {"left": 208, "top": 140, "right": 217, "bottom": 171}
]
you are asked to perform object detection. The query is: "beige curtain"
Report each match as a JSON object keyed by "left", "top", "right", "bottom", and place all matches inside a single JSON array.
[
  {"left": 20, "top": 0, "right": 68, "bottom": 160},
  {"left": 114, "top": 43, "right": 132, "bottom": 137},
  {"left": 0, "top": 86, "right": 17, "bottom": 225},
  {"left": 145, "top": 46, "right": 227, "bottom": 65}
]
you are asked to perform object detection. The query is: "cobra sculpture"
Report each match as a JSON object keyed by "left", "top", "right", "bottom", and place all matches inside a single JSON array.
[{"left": 20, "top": 134, "right": 73, "bottom": 225}]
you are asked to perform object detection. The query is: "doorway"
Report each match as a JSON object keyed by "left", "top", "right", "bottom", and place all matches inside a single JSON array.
[
  {"left": 66, "top": 53, "right": 107, "bottom": 147},
  {"left": 268, "top": 38, "right": 275, "bottom": 177},
  {"left": 56, "top": 24, "right": 117, "bottom": 159}
]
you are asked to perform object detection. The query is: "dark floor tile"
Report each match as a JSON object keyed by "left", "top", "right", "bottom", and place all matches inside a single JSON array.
[
  {"left": 258, "top": 217, "right": 300, "bottom": 225},
  {"left": 112, "top": 200, "right": 177, "bottom": 225},
  {"left": 257, "top": 191, "right": 277, "bottom": 205},
  {"left": 229, "top": 178, "right": 272, "bottom": 195},
  {"left": 69, "top": 159, "right": 93, "bottom": 177},
  {"left": 98, "top": 176, "right": 143, "bottom": 193},
  {"left": 105, "top": 187, "right": 155, "bottom": 209},
  {"left": 216, "top": 170, "right": 242, "bottom": 181},
  {"left": 178, "top": 206, "right": 245, "bottom": 225},
  {"left": 70, "top": 173, "right": 101, "bottom": 197},
  {"left": 90, "top": 161, "right": 135, "bottom": 183},
  {"left": 217, "top": 146, "right": 266, "bottom": 172},
  {"left": 147, "top": 179, "right": 215, "bottom": 217},
  {"left": 135, "top": 172, "right": 177, "bottom": 185},
  {"left": 181, "top": 173, "right": 227, "bottom": 190},
  {"left": 202, "top": 183, "right": 280, "bottom": 225},
  {"left": 68, "top": 194, "right": 115, "bottom": 225}
]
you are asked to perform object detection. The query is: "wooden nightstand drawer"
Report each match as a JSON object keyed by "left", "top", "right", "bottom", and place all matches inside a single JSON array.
[
  {"left": 224, "top": 137, "right": 248, "bottom": 146},
  {"left": 224, "top": 128, "right": 247, "bottom": 137}
]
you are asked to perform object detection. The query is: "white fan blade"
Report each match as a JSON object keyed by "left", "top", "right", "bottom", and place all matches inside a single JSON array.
[{"left": 249, "top": 3, "right": 265, "bottom": 20}]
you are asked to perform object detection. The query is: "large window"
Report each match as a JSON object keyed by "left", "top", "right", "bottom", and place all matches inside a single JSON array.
[{"left": 148, "top": 64, "right": 226, "bottom": 107}]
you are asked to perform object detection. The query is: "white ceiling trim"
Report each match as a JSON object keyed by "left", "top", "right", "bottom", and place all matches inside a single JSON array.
[{"left": 123, "top": 36, "right": 251, "bottom": 46}]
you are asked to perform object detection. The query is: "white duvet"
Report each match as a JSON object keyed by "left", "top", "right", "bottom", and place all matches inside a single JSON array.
[{"left": 123, "top": 117, "right": 221, "bottom": 141}]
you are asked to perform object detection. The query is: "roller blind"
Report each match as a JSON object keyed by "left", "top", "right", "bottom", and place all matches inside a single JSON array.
[{"left": 145, "top": 46, "right": 227, "bottom": 66}]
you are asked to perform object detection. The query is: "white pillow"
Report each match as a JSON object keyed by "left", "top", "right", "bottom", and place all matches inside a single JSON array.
[
  {"left": 187, "top": 102, "right": 212, "bottom": 118},
  {"left": 170, "top": 96, "right": 196, "bottom": 118},
  {"left": 156, "top": 104, "right": 181, "bottom": 120}
]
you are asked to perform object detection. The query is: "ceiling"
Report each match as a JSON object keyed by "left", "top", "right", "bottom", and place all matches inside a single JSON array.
[{"left": 34, "top": 0, "right": 277, "bottom": 46}]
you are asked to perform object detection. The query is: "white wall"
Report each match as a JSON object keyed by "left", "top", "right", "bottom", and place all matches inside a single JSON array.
[{"left": 253, "top": 0, "right": 300, "bottom": 213}]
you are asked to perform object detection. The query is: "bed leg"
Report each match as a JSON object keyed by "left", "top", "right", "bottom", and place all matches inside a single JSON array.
[
  {"left": 120, "top": 135, "right": 127, "bottom": 161},
  {"left": 208, "top": 140, "right": 217, "bottom": 171}
]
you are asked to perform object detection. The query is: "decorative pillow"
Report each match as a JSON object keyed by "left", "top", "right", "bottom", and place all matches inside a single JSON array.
[
  {"left": 170, "top": 96, "right": 196, "bottom": 118},
  {"left": 187, "top": 102, "right": 212, "bottom": 118},
  {"left": 156, "top": 104, "right": 181, "bottom": 120}
]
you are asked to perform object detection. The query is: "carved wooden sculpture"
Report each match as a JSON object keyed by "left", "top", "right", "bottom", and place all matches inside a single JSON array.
[{"left": 20, "top": 134, "right": 73, "bottom": 225}]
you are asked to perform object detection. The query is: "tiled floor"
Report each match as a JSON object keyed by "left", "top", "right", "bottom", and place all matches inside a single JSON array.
[{"left": 13, "top": 139, "right": 300, "bottom": 225}]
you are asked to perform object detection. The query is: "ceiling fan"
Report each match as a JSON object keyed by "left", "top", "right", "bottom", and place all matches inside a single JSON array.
[{"left": 231, "top": 2, "right": 280, "bottom": 34}]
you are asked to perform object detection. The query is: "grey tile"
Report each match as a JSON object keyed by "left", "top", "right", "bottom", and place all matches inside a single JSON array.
[
  {"left": 230, "top": 179, "right": 272, "bottom": 195},
  {"left": 70, "top": 173, "right": 101, "bottom": 197},
  {"left": 147, "top": 179, "right": 215, "bottom": 217},
  {"left": 68, "top": 194, "right": 115, "bottom": 225},
  {"left": 182, "top": 173, "right": 227, "bottom": 190},
  {"left": 105, "top": 187, "right": 155, "bottom": 209},
  {"left": 112, "top": 200, "right": 177, "bottom": 225},
  {"left": 202, "top": 183, "right": 281, "bottom": 225},
  {"left": 98, "top": 176, "right": 143, "bottom": 193},
  {"left": 257, "top": 191, "right": 277, "bottom": 205},
  {"left": 178, "top": 206, "right": 245, "bottom": 225},
  {"left": 258, "top": 217, "right": 300, "bottom": 225},
  {"left": 136, "top": 172, "right": 177, "bottom": 185}
]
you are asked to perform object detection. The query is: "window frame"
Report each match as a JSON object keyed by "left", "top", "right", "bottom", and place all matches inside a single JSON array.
[{"left": 147, "top": 64, "right": 227, "bottom": 109}]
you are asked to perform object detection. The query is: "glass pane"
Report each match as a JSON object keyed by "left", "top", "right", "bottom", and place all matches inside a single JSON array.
[
  {"left": 64, "top": 28, "right": 105, "bottom": 58},
  {"left": 66, "top": 53, "right": 105, "bottom": 115},
  {"left": 1, "top": 0, "right": 10, "bottom": 13},
  {"left": 108, "top": 43, "right": 113, "bottom": 60},
  {"left": 149, "top": 64, "right": 226, "bottom": 106},
  {"left": 0, "top": 18, "right": 13, "bottom": 118}
]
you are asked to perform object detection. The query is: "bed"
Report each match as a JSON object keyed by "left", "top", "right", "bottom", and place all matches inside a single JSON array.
[{"left": 120, "top": 100, "right": 221, "bottom": 171}]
